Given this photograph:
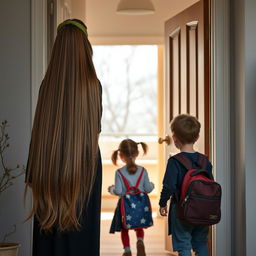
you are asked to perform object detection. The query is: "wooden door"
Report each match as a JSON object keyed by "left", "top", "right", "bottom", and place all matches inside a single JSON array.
[{"left": 164, "top": 0, "right": 211, "bottom": 254}]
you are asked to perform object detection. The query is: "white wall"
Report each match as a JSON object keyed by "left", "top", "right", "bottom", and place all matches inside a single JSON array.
[
  {"left": 0, "top": 1, "right": 32, "bottom": 256},
  {"left": 244, "top": 0, "right": 256, "bottom": 255},
  {"left": 230, "top": 0, "right": 256, "bottom": 255},
  {"left": 230, "top": 0, "right": 246, "bottom": 255},
  {"left": 212, "top": 0, "right": 232, "bottom": 255}
]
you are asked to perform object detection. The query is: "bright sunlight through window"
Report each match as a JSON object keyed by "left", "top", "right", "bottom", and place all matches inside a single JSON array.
[{"left": 93, "top": 45, "right": 158, "bottom": 161}]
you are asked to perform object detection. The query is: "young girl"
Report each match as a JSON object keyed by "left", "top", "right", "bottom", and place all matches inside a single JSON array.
[{"left": 108, "top": 139, "right": 154, "bottom": 256}]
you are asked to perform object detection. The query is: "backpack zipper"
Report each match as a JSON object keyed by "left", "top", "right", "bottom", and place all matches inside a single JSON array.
[
  {"left": 186, "top": 180, "right": 222, "bottom": 198},
  {"left": 190, "top": 193, "right": 221, "bottom": 200}
]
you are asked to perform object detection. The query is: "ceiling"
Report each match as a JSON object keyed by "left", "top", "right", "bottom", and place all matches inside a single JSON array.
[{"left": 84, "top": 0, "right": 199, "bottom": 44}]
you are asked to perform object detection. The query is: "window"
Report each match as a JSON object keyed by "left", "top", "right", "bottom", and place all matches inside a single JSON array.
[{"left": 93, "top": 45, "right": 158, "bottom": 161}]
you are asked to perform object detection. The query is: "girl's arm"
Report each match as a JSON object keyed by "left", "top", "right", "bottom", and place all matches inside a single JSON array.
[
  {"left": 143, "top": 169, "right": 154, "bottom": 193},
  {"left": 113, "top": 171, "right": 123, "bottom": 196}
]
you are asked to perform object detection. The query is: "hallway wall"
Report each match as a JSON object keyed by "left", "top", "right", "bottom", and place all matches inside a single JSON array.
[
  {"left": 244, "top": 1, "right": 256, "bottom": 255},
  {"left": 230, "top": 0, "right": 256, "bottom": 255},
  {"left": 0, "top": 1, "right": 32, "bottom": 256}
]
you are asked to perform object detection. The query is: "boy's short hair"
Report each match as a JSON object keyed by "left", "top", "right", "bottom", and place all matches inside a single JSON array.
[{"left": 171, "top": 114, "right": 201, "bottom": 144}]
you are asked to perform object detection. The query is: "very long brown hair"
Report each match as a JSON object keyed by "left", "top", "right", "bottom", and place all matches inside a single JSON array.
[{"left": 25, "top": 20, "right": 101, "bottom": 232}]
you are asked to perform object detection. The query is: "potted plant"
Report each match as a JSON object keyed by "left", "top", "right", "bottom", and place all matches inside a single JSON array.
[{"left": 0, "top": 120, "right": 25, "bottom": 256}]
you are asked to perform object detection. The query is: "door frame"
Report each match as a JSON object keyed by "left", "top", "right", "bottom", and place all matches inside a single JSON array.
[
  {"left": 30, "top": 1, "right": 48, "bottom": 254},
  {"left": 31, "top": 0, "right": 48, "bottom": 119},
  {"left": 211, "top": 0, "right": 231, "bottom": 255},
  {"left": 30, "top": 0, "right": 232, "bottom": 255}
]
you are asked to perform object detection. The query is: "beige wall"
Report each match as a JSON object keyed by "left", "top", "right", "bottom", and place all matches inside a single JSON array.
[
  {"left": 71, "top": 0, "right": 86, "bottom": 21},
  {"left": 57, "top": 0, "right": 86, "bottom": 23}
]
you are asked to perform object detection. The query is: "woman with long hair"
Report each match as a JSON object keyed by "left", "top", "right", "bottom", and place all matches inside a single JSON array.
[{"left": 25, "top": 19, "right": 102, "bottom": 256}]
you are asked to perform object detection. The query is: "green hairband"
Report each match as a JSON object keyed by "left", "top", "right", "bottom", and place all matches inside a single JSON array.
[{"left": 57, "top": 20, "right": 88, "bottom": 36}]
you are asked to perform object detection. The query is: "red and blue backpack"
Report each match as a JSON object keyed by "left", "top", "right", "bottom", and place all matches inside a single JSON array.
[
  {"left": 173, "top": 153, "right": 222, "bottom": 226},
  {"left": 118, "top": 168, "right": 153, "bottom": 230}
]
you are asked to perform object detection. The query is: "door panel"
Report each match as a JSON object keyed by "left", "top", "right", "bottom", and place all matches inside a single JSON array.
[
  {"left": 164, "top": 0, "right": 211, "bottom": 254},
  {"left": 165, "top": 0, "right": 210, "bottom": 156},
  {"left": 187, "top": 22, "right": 199, "bottom": 117},
  {"left": 169, "top": 28, "right": 181, "bottom": 119}
]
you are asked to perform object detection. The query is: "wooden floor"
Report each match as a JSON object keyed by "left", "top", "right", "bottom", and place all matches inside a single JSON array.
[{"left": 100, "top": 214, "right": 175, "bottom": 256}]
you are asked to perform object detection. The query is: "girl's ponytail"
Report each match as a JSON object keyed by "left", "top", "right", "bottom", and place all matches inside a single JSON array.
[
  {"left": 138, "top": 142, "right": 148, "bottom": 155},
  {"left": 111, "top": 150, "right": 119, "bottom": 165},
  {"left": 126, "top": 157, "right": 137, "bottom": 174},
  {"left": 114, "top": 139, "right": 148, "bottom": 174}
]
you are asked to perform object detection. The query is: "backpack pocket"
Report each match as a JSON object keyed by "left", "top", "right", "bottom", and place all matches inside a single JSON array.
[
  {"left": 178, "top": 180, "right": 222, "bottom": 225},
  {"left": 121, "top": 192, "right": 153, "bottom": 229}
]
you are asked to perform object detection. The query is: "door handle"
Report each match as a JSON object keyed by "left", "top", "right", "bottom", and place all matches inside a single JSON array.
[{"left": 158, "top": 135, "right": 171, "bottom": 145}]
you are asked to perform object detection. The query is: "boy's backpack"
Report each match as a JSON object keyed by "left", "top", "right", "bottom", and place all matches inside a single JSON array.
[
  {"left": 173, "top": 153, "right": 221, "bottom": 226},
  {"left": 118, "top": 168, "right": 153, "bottom": 230}
]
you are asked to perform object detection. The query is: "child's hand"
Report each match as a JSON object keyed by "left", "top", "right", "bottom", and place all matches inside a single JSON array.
[
  {"left": 108, "top": 185, "right": 115, "bottom": 195},
  {"left": 159, "top": 206, "right": 168, "bottom": 216}
]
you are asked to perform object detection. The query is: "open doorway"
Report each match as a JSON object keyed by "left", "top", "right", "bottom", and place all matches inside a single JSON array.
[
  {"left": 32, "top": 0, "right": 221, "bottom": 255},
  {"left": 92, "top": 45, "right": 159, "bottom": 212},
  {"left": 92, "top": 45, "right": 167, "bottom": 255}
]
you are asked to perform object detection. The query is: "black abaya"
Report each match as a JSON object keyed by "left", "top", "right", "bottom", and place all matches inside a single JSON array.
[{"left": 32, "top": 151, "right": 102, "bottom": 256}]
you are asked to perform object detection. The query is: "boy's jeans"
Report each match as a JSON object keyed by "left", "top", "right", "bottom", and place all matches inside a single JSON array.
[{"left": 171, "top": 204, "right": 209, "bottom": 256}]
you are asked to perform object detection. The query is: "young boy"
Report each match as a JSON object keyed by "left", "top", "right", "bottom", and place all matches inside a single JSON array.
[{"left": 159, "top": 114, "right": 213, "bottom": 256}]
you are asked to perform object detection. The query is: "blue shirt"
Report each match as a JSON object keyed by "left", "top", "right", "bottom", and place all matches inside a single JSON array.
[
  {"left": 113, "top": 165, "right": 154, "bottom": 196},
  {"left": 159, "top": 152, "right": 213, "bottom": 207}
]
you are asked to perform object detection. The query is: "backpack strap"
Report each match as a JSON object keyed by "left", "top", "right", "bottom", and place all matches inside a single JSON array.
[
  {"left": 172, "top": 153, "right": 193, "bottom": 170},
  {"left": 173, "top": 153, "right": 209, "bottom": 170},
  {"left": 135, "top": 168, "right": 145, "bottom": 189},
  {"left": 118, "top": 169, "right": 130, "bottom": 190},
  {"left": 197, "top": 154, "right": 208, "bottom": 169}
]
